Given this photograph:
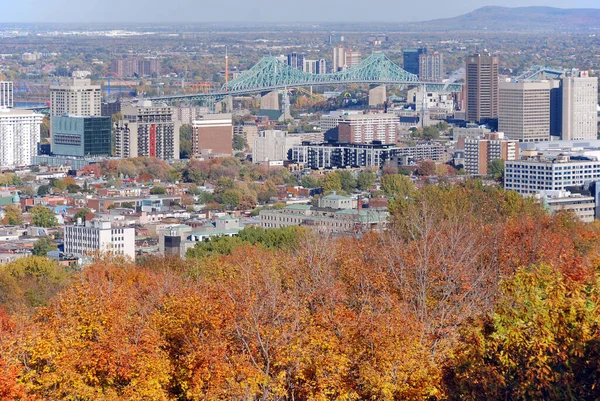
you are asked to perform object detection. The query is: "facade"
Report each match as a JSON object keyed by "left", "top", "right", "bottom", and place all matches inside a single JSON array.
[
  {"left": 316, "top": 59, "right": 327, "bottom": 75},
  {"left": 233, "top": 124, "right": 258, "bottom": 151},
  {"left": 111, "top": 57, "right": 160, "bottom": 77},
  {"left": 192, "top": 113, "right": 233, "bottom": 156},
  {"left": 403, "top": 48, "right": 426, "bottom": 75},
  {"left": 303, "top": 59, "right": 317, "bottom": 74},
  {"left": 116, "top": 101, "right": 180, "bottom": 160},
  {"left": 337, "top": 113, "right": 399, "bottom": 144},
  {"left": 51, "top": 116, "right": 112, "bottom": 157},
  {"left": 461, "top": 133, "right": 519, "bottom": 175},
  {"left": 466, "top": 53, "right": 499, "bottom": 122},
  {"left": 0, "top": 109, "right": 43, "bottom": 168},
  {"left": 332, "top": 46, "right": 346, "bottom": 72},
  {"left": 418, "top": 52, "right": 443, "bottom": 82},
  {"left": 562, "top": 71, "right": 598, "bottom": 141},
  {"left": 64, "top": 220, "right": 135, "bottom": 260},
  {"left": 499, "top": 81, "right": 552, "bottom": 142},
  {"left": 504, "top": 155, "right": 600, "bottom": 194},
  {"left": 541, "top": 191, "right": 596, "bottom": 223},
  {"left": 50, "top": 78, "right": 101, "bottom": 117},
  {"left": 287, "top": 52, "right": 304, "bottom": 70},
  {"left": 259, "top": 195, "right": 388, "bottom": 234},
  {"left": 290, "top": 142, "right": 444, "bottom": 169},
  {"left": 0, "top": 81, "right": 13, "bottom": 109},
  {"left": 253, "top": 130, "right": 302, "bottom": 163},
  {"left": 101, "top": 100, "right": 121, "bottom": 117},
  {"left": 345, "top": 50, "right": 361, "bottom": 68}
]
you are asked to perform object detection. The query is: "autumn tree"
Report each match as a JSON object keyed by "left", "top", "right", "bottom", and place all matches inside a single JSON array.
[{"left": 1, "top": 205, "right": 23, "bottom": 226}]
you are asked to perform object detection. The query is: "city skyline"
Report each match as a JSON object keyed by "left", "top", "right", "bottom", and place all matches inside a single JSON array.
[{"left": 2, "top": 1, "right": 600, "bottom": 23}]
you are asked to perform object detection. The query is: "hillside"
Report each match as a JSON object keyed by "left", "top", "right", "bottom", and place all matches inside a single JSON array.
[{"left": 410, "top": 6, "right": 600, "bottom": 31}]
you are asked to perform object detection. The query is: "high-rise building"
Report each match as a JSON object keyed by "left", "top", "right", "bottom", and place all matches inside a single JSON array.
[
  {"left": 0, "top": 81, "right": 13, "bottom": 109},
  {"left": 499, "top": 81, "right": 552, "bottom": 142},
  {"left": 64, "top": 220, "right": 135, "bottom": 260},
  {"left": 418, "top": 52, "right": 444, "bottom": 82},
  {"left": 253, "top": 130, "right": 302, "bottom": 163},
  {"left": 192, "top": 113, "right": 233, "bottom": 156},
  {"left": 101, "top": 100, "right": 121, "bottom": 117},
  {"left": 303, "top": 59, "right": 317, "bottom": 74},
  {"left": 466, "top": 53, "right": 499, "bottom": 123},
  {"left": 0, "top": 109, "right": 43, "bottom": 168},
  {"left": 337, "top": 114, "right": 399, "bottom": 144},
  {"left": 287, "top": 53, "right": 304, "bottom": 70},
  {"left": 111, "top": 57, "right": 160, "bottom": 77},
  {"left": 51, "top": 116, "right": 112, "bottom": 157},
  {"left": 116, "top": 101, "right": 180, "bottom": 160},
  {"left": 460, "top": 132, "right": 519, "bottom": 174},
  {"left": 403, "top": 48, "right": 427, "bottom": 75},
  {"left": 316, "top": 59, "right": 327, "bottom": 75},
  {"left": 333, "top": 46, "right": 346, "bottom": 72},
  {"left": 50, "top": 78, "right": 101, "bottom": 117},
  {"left": 562, "top": 71, "right": 598, "bottom": 141},
  {"left": 345, "top": 50, "right": 361, "bottom": 68}
]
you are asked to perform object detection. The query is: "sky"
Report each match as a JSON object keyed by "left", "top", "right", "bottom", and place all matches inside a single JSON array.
[{"left": 1, "top": 0, "right": 599, "bottom": 23}]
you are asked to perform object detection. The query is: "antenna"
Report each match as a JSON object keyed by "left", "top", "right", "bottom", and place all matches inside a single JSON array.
[{"left": 225, "top": 46, "right": 229, "bottom": 91}]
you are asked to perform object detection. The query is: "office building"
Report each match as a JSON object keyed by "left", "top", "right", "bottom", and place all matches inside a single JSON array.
[
  {"left": 562, "top": 71, "right": 598, "bottom": 141},
  {"left": 192, "top": 113, "right": 233, "bottom": 156},
  {"left": 0, "top": 109, "right": 43, "bottom": 168},
  {"left": 504, "top": 155, "right": 600, "bottom": 195},
  {"left": 460, "top": 133, "right": 519, "bottom": 175},
  {"left": 403, "top": 48, "right": 427, "bottom": 75},
  {"left": 50, "top": 78, "right": 101, "bottom": 117},
  {"left": 51, "top": 116, "right": 112, "bottom": 157},
  {"left": 253, "top": 130, "right": 302, "bottom": 163},
  {"left": 499, "top": 81, "right": 552, "bottom": 142},
  {"left": 287, "top": 53, "right": 304, "bottom": 70},
  {"left": 337, "top": 113, "right": 399, "bottom": 144},
  {"left": 466, "top": 53, "right": 499, "bottom": 122},
  {"left": 116, "top": 101, "right": 180, "bottom": 160},
  {"left": 101, "top": 100, "right": 121, "bottom": 117},
  {"left": 64, "top": 220, "right": 135, "bottom": 260},
  {"left": 333, "top": 46, "right": 346, "bottom": 72},
  {"left": 0, "top": 81, "right": 13, "bottom": 109},
  {"left": 419, "top": 52, "right": 444, "bottom": 82}
]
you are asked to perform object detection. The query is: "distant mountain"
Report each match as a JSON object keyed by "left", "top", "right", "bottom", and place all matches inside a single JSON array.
[{"left": 411, "top": 6, "right": 600, "bottom": 31}]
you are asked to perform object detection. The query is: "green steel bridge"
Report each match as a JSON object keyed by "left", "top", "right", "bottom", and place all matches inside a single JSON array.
[{"left": 149, "top": 53, "right": 463, "bottom": 104}]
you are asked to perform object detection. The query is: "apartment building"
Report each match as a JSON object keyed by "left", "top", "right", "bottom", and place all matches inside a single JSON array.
[{"left": 64, "top": 220, "right": 135, "bottom": 260}]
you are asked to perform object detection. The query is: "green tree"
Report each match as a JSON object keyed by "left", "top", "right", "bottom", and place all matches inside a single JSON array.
[
  {"left": 32, "top": 237, "right": 58, "bottom": 256},
  {"left": 300, "top": 175, "right": 321, "bottom": 189},
  {"left": 220, "top": 189, "right": 242, "bottom": 208},
  {"left": 121, "top": 202, "right": 135, "bottom": 209},
  {"left": 30, "top": 205, "right": 58, "bottom": 228},
  {"left": 357, "top": 170, "right": 376, "bottom": 191},
  {"left": 336, "top": 170, "right": 357, "bottom": 192},
  {"left": 179, "top": 124, "right": 193, "bottom": 159},
  {"left": 488, "top": 159, "right": 505, "bottom": 181},
  {"left": 422, "top": 125, "right": 440, "bottom": 141},
  {"left": 2, "top": 204, "right": 24, "bottom": 226},
  {"left": 73, "top": 208, "right": 92, "bottom": 222},
  {"left": 37, "top": 185, "right": 50, "bottom": 196},
  {"left": 233, "top": 134, "right": 248, "bottom": 151},
  {"left": 150, "top": 186, "right": 167, "bottom": 195},
  {"left": 381, "top": 174, "right": 415, "bottom": 198}
]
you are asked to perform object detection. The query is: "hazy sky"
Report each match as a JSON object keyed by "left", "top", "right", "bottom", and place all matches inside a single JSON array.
[{"left": 2, "top": 0, "right": 599, "bottom": 23}]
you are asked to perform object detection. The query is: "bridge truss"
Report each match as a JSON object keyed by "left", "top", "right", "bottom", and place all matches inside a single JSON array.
[{"left": 149, "top": 52, "right": 462, "bottom": 104}]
